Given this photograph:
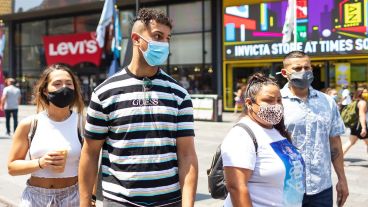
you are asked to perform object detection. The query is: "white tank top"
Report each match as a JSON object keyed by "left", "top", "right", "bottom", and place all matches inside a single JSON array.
[{"left": 30, "top": 111, "right": 81, "bottom": 178}]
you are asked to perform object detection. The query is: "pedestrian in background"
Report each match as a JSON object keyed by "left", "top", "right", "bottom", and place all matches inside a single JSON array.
[
  {"left": 7, "top": 64, "right": 85, "bottom": 206},
  {"left": 280, "top": 51, "right": 348, "bottom": 207},
  {"left": 1, "top": 78, "right": 21, "bottom": 136},
  {"left": 79, "top": 8, "right": 198, "bottom": 207},
  {"left": 341, "top": 85, "right": 352, "bottom": 112},
  {"left": 326, "top": 87, "right": 342, "bottom": 110},
  {"left": 222, "top": 73, "right": 305, "bottom": 207},
  {"left": 233, "top": 84, "right": 246, "bottom": 114},
  {"left": 343, "top": 89, "right": 368, "bottom": 155},
  {"left": 326, "top": 88, "right": 338, "bottom": 101}
]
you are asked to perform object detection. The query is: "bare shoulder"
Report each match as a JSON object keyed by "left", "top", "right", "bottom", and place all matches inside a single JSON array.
[
  {"left": 358, "top": 100, "right": 367, "bottom": 107},
  {"left": 16, "top": 115, "right": 37, "bottom": 135}
]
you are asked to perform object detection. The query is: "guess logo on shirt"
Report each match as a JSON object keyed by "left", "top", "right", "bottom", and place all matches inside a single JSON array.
[{"left": 132, "top": 98, "right": 159, "bottom": 106}]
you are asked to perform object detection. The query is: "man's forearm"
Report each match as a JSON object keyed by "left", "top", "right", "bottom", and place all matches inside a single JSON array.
[
  {"left": 330, "top": 137, "right": 346, "bottom": 179},
  {"left": 79, "top": 149, "right": 99, "bottom": 207},
  {"left": 178, "top": 154, "right": 198, "bottom": 207}
]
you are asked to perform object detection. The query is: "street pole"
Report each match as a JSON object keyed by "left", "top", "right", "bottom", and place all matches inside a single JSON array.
[
  {"left": 136, "top": 0, "right": 139, "bottom": 14},
  {"left": 293, "top": 0, "right": 297, "bottom": 49}
]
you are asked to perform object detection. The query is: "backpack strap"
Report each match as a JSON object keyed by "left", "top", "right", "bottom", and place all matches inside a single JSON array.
[
  {"left": 28, "top": 115, "right": 38, "bottom": 159},
  {"left": 233, "top": 122, "right": 258, "bottom": 154},
  {"left": 77, "top": 113, "right": 84, "bottom": 146}
]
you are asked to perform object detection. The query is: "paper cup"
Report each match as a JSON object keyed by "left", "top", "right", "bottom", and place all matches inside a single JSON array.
[{"left": 52, "top": 148, "right": 69, "bottom": 173}]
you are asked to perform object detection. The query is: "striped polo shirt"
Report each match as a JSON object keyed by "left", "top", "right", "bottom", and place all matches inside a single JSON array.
[{"left": 84, "top": 67, "right": 195, "bottom": 206}]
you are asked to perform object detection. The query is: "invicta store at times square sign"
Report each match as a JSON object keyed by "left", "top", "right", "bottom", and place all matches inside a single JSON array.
[{"left": 224, "top": 0, "right": 368, "bottom": 59}]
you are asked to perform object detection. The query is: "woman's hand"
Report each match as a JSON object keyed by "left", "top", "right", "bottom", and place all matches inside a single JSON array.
[
  {"left": 360, "top": 128, "right": 367, "bottom": 138},
  {"left": 39, "top": 151, "right": 65, "bottom": 170}
]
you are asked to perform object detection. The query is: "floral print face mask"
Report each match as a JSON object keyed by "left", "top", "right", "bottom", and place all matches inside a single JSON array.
[{"left": 253, "top": 103, "right": 284, "bottom": 125}]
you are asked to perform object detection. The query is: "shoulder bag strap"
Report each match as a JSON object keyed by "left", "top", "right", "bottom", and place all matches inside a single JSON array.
[
  {"left": 28, "top": 115, "right": 38, "bottom": 158},
  {"left": 77, "top": 113, "right": 84, "bottom": 146},
  {"left": 233, "top": 122, "right": 258, "bottom": 154}
]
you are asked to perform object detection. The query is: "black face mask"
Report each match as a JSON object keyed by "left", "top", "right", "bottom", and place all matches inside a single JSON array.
[{"left": 47, "top": 87, "right": 75, "bottom": 108}]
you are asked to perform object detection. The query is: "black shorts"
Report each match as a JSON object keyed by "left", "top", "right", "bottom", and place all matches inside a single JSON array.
[{"left": 350, "top": 122, "right": 368, "bottom": 139}]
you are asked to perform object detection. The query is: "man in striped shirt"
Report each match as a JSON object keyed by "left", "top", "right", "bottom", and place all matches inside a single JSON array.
[{"left": 79, "top": 8, "right": 198, "bottom": 207}]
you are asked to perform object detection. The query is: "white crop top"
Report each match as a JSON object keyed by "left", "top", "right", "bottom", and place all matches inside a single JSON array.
[{"left": 29, "top": 111, "right": 82, "bottom": 178}]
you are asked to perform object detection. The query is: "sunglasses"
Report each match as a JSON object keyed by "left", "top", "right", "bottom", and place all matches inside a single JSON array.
[{"left": 142, "top": 77, "right": 153, "bottom": 102}]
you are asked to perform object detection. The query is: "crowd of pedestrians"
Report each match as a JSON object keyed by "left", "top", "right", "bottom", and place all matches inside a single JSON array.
[{"left": 1, "top": 8, "right": 366, "bottom": 207}]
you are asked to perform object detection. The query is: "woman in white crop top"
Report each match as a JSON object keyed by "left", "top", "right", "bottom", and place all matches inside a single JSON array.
[
  {"left": 222, "top": 73, "right": 305, "bottom": 207},
  {"left": 8, "top": 64, "right": 85, "bottom": 207}
]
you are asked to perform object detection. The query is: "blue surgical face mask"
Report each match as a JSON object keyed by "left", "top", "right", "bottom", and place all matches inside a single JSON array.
[{"left": 138, "top": 35, "right": 169, "bottom": 66}]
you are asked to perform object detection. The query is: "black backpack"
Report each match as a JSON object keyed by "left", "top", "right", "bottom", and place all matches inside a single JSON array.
[{"left": 207, "top": 123, "right": 258, "bottom": 200}]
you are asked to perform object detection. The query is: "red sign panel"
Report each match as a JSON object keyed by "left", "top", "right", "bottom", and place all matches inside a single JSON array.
[
  {"left": 43, "top": 32, "right": 102, "bottom": 66},
  {"left": 297, "top": 0, "right": 308, "bottom": 19}
]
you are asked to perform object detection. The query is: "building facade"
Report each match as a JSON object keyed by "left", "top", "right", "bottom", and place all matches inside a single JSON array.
[
  {"left": 2, "top": 0, "right": 368, "bottom": 111},
  {"left": 0, "top": 0, "right": 220, "bottom": 104}
]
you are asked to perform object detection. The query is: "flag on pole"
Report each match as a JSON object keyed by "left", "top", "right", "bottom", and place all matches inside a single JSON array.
[
  {"left": 112, "top": 6, "right": 122, "bottom": 59},
  {"left": 108, "top": 57, "right": 119, "bottom": 77},
  {"left": 0, "top": 26, "right": 5, "bottom": 57},
  {"left": 108, "top": 5, "right": 122, "bottom": 77},
  {"left": 282, "top": 0, "right": 295, "bottom": 43},
  {"left": 96, "top": 0, "right": 114, "bottom": 48}
]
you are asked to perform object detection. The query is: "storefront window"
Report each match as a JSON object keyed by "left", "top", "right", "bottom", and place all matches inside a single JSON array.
[
  {"left": 170, "top": 64, "right": 213, "bottom": 94},
  {"left": 204, "top": 0, "right": 211, "bottom": 31},
  {"left": 18, "top": 20, "right": 47, "bottom": 104},
  {"left": 223, "top": 63, "right": 272, "bottom": 110},
  {"left": 351, "top": 64, "right": 367, "bottom": 82},
  {"left": 204, "top": 32, "right": 212, "bottom": 64},
  {"left": 21, "top": 21, "right": 46, "bottom": 45},
  {"left": 21, "top": 45, "right": 45, "bottom": 71},
  {"left": 49, "top": 17, "right": 74, "bottom": 35},
  {"left": 329, "top": 63, "right": 368, "bottom": 90},
  {"left": 329, "top": 64, "right": 336, "bottom": 88},
  {"left": 169, "top": 2, "right": 202, "bottom": 33},
  {"left": 13, "top": 0, "right": 98, "bottom": 13},
  {"left": 75, "top": 14, "right": 100, "bottom": 33},
  {"left": 170, "top": 33, "right": 202, "bottom": 64}
]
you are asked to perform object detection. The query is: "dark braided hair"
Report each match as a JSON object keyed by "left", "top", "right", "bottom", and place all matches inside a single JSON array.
[{"left": 242, "top": 73, "right": 291, "bottom": 142}]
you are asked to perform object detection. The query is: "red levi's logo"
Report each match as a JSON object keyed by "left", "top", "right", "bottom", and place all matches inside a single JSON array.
[{"left": 43, "top": 32, "right": 103, "bottom": 66}]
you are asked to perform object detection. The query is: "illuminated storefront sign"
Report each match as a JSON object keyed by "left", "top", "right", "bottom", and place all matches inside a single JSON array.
[
  {"left": 224, "top": 0, "right": 368, "bottom": 60},
  {"left": 43, "top": 32, "right": 102, "bottom": 66}
]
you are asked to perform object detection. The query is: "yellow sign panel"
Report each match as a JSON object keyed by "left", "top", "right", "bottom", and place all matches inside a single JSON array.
[
  {"left": 0, "top": 0, "right": 12, "bottom": 15},
  {"left": 344, "top": 2, "right": 362, "bottom": 26},
  {"left": 335, "top": 63, "right": 351, "bottom": 88}
]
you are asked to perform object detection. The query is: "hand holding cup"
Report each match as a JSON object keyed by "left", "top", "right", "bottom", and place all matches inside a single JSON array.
[{"left": 39, "top": 149, "right": 69, "bottom": 173}]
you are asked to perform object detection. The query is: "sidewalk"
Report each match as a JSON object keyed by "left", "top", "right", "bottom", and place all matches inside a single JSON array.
[{"left": 0, "top": 106, "right": 367, "bottom": 206}]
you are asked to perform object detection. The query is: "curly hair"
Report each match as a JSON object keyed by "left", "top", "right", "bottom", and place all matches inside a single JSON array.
[{"left": 132, "top": 8, "right": 172, "bottom": 29}]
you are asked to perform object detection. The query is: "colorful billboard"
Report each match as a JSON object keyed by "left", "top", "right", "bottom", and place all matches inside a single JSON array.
[{"left": 224, "top": 0, "right": 368, "bottom": 60}]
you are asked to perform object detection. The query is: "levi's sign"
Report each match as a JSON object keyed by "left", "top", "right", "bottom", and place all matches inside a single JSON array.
[{"left": 43, "top": 32, "right": 102, "bottom": 66}]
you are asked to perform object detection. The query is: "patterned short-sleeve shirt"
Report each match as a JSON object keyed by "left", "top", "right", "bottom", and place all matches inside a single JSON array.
[{"left": 281, "top": 83, "right": 345, "bottom": 195}]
